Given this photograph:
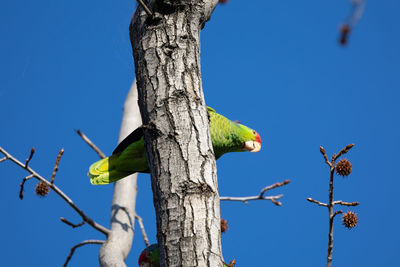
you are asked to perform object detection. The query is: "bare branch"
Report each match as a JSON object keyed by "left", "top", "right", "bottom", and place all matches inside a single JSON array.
[
  {"left": 19, "top": 174, "right": 34, "bottom": 200},
  {"left": 63, "top": 240, "right": 105, "bottom": 267},
  {"left": 221, "top": 194, "right": 284, "bottom": 206},
  {"left": 25, "top": 148, "right": 35, "bottom": 168},
  {"left": 51, "top": 148, "right": 64, "bottom": 184},
  {"left": 0, "top": 157, "right": 7, "bottom": 162},
  {"left": 75, "top": 130, "right": 106, "bottom": 159},
  {"left": 60, "top": 217, "right": 85, "bottom": 229},
  {"left": 135, "top": 215, "right": 150, "bottom": 247},
  {"left": 333, "top": 200, "right": 360, "bottom": 207},
  {"left": 220, "top": 179, "right": 290, "bottom": 206},
  {"left": 306, "top": 197, "right": 328, "bottom": 207},
  {"left": 137, "top": 0, "right": 153, "bottom": 17},
  {"left": 0, "top": 146, "right": 110, "bottom": 236},
  {"left": 310, "top": 144, "right": 358, "bottom": 267},
  {"left": 99, "top": 80, "right": 142, "bottom": 266},
  {"left": 339, "top": 0, "right": 366, "bottom": 46}
]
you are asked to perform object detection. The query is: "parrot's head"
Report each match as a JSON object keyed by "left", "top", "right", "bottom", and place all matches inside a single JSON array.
[
  {"left": 243, "top": 128, "right": 262, "bottom": 153},
  {"left": 138, "top": 244, "right": 159, "bottom": 267},
  {"left": 207, "top": 106, "right": 262, "bottom": 158},
  {"left": 238, "top": 124, "right": 262, "bottom": 153}
]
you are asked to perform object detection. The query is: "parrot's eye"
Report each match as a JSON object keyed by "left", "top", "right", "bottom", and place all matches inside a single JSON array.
[{"left": 252, "top": 130, "right": 256, "bottom": 135}]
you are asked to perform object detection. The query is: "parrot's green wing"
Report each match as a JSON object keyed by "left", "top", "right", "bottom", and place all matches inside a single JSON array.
[
  {"left": 112, "top": 127, "right": 144, "bottom": 155},
  {"left": 88, "top": 127, "right": 148, "bottom": 185}
]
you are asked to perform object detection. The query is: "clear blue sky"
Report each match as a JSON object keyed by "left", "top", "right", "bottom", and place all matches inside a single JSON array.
[{"left": 1, "top": 1, "right": 399, "bottom": 266}]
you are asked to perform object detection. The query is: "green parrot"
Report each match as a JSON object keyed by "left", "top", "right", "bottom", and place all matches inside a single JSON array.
[
  {"left": 88, "top": 107, "right": 262, "bottom": 185},
  {"left": 138, "top": 244, "right": 234, "bottom": 267}
]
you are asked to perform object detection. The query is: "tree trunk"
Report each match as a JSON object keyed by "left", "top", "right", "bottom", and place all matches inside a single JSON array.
[
  {"left": 130, "top": 1, "right": 223, "bottom": 266},
  {"left": 99, "top": 80, "right": 142, "bottom": 266}
]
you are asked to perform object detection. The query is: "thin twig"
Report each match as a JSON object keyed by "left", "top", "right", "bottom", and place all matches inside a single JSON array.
[
  {"left": 135, "top": 215, "right": 150, "bottom": 247},
  {"left": 220, "top": 179, "right": 290, "bottom": 206},
  {"left": 63, "top": 240, "right": 105, "bottom": 267},
  {"left": 270, "top": 198, "right": 283, "bottom": 206},
  {"left": 339, "top": 0, "right": 366, "bottom": 46},
  {"left": 60, "top": 217, "right": 85, "bottom": 228},
  {"left": 320, "top": 146, "right": 332, "bottom": 167},
  {"left": 75, "top": 130, "right": 106, "bottom": 159},
  {"left": 333, "top": 200, "right": 359, "bottom": 207},
  {"left": 0, "top": 146, "right": 110, "bottom": 236},
  {"left": 306, "top": 197, "right": 328, "bottom": 207},
  {"left": 0, "top": 157, "right": 7, "bottom": 162},
  {"left": 137, "top": 0, "right": 153, "bottom": 17},
  {"left": 259, "top": 179, "right": 290, "bottom": 196},
  {"left": 348, "top": 0, "right": 366, "bottom": 27},
  {"left": 333, "top": 210, "right": 343, "bottom": 219},
  {"left": 333, "top": 144, "right": 354, "bottom": 161},
  {"left": 220, "top": 194, "right": 284, "bottom": 206},
  {"left": 51, "top": 148, "right": 64, "bottom": 184},
  {"left": 19, "top": 174, "right": 34, "bottom": 200},
  {"left": 25, "top": 148, "right": 35, "bottom": 168}
]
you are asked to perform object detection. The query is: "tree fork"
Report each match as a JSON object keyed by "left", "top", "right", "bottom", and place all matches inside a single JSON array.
[{"left": 130, "top": 1, "right": 223, "bottom": 266}]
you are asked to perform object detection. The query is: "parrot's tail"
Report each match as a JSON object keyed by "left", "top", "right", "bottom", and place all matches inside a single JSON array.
[{"left": 88, "top": 156, "right": 131, "bottom": 185}]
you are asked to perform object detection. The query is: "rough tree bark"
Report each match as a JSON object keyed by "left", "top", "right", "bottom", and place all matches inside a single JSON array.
[
  {"left": 99, "top": 81, "right": 142, "bottom": 266},
  {"left": 130, "top": 1, "right": 223, "bottom": 266}
]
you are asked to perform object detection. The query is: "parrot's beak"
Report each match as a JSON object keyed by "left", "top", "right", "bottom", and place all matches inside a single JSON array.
[{"left": 244, "top": 141, "right": 261, "bottom": 153}]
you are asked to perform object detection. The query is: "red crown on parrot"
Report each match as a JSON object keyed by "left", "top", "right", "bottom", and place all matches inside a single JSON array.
[
  {"left": 254, "top": 131, "right": 261, "bottom": 145},
  {"left": 138, "top": 250, "right": 149, "bottom": 266}
]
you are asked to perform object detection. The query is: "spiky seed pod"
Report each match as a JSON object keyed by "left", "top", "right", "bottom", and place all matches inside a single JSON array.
[
  {"left": 335, "top": 159, "right": 352, "bottom": 176},
  {"left": 221, "top": 219, "right": 228, "bottom": 233},
  {"left": 35, "top": 181, "right": 50, "bottom": 197},
  {"left": 342, "top": 211, "right": 358, "bottom": 229}
]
